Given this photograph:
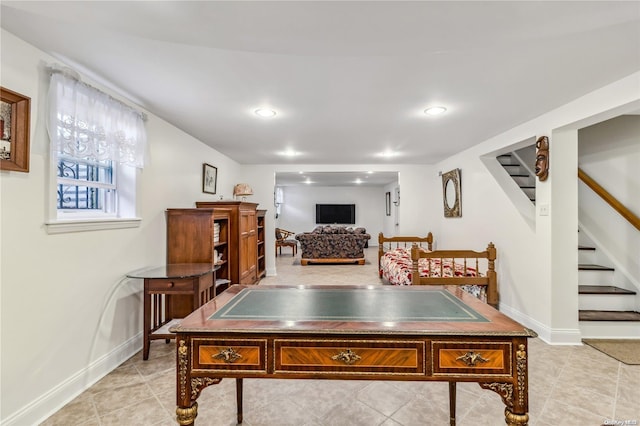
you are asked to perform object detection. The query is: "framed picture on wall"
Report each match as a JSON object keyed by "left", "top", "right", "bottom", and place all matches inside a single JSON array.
[
  {"left": 202, "top": 163, "right": 217, "bottom": 194},
  {"left": 0, "top": 87, "right": 31, "bottom": 172},
  {"left": 385, "top": 191, "right": 391, "bottom": 216}
]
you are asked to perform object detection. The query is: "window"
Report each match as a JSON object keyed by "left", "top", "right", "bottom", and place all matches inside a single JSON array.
[
  {"left": 46, "top": 69, "right": 146, "bottom": 232},
  {"left": 57, "top": 155, "right": 115, "bottom": 214}
]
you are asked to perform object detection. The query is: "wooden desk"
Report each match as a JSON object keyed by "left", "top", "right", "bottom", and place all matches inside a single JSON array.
[
  {"left": 126, "top": 263, "right": 218, "bottom": 360},
  {"left": 171, "top": 285, "right": 537, "bottom": 425}
]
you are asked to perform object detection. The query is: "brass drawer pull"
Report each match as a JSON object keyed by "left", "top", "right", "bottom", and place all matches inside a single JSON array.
[
  {"left": 213, "top": 347, "right": 242, "bottom": 363},
  {"left": 456, "top": 351, "right": 489, "bottom": 367},
  {"left": 331, "top": 349, "right": 361, "bottom": 365}
]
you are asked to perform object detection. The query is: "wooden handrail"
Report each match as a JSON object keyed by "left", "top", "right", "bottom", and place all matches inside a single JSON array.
[{"left": 578, "top": 168, "right": 640, "bottom": 232}]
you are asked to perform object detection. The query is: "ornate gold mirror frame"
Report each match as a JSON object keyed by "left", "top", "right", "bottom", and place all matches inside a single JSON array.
[{"left": 441, "top": 168, "right": 461, "bottom": 217}]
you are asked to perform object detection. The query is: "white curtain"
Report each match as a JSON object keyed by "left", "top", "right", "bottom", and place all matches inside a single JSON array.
[{"left": 47, "top": 71, "right": 147, "bottom": 168}]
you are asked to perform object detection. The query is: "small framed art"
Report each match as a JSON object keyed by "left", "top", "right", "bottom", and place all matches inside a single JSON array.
[
  {"left": 0, "top": 87, "right": 31, "bottom": 172},
  {"left": 202, "top": 163, "right": 217, "bottom": 194}
]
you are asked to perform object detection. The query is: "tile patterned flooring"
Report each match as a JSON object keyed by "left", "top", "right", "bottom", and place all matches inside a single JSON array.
[{"left": 42, "top": 248, "right": 640, "bottom": 425}]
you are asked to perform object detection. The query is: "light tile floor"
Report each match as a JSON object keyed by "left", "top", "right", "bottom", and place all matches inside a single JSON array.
[{"left": 42, "top": 248, "right": 640, "bottom": 425}]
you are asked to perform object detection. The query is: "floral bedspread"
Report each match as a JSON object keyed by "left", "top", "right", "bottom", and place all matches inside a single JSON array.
[{"left": 379, "top": 247, "right": 486, "bottom": 301}]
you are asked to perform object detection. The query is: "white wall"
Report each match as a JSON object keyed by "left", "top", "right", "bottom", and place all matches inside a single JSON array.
[
  {"left": 382, "top": 182, "right": 400, "bottom": 237},
  {"left": 275, "top": 185, "right": 384, "bottom": 238},
  {"left": 0, "top": 30, "right": 241, "bottom": 425}
]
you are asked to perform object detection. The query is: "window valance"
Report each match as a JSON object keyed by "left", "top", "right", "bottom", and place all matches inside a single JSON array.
[{"left": 47, "top": 71, "right": 147, "bottom": 168}]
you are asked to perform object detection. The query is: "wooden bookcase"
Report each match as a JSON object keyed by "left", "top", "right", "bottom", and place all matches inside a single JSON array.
[
  {"left": 166, "top": 208, "right": 231, "bottom": 295},
  {"left": 257, "top": 209, "right": 267, "bottom": 279},
  {"left": 212, "top": 209, "right": 231, "bottom": 293},
  {"left": 195, "top": 201, "right": 261, "bottom": 285}
]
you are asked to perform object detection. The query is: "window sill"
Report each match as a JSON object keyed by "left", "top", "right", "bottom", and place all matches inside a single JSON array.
[{"left": 45, "top": 217, "right": 142, "bottom": 234}]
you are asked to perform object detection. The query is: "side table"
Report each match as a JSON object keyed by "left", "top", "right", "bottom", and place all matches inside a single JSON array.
[{"left": 126, "top": 263, "right": 219, "bottom": 360}]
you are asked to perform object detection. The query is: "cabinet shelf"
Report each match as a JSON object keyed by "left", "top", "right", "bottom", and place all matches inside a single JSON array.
[
  {"left": 215, "top": 278, "right": 231, "bottom": 287},
  {"left": 257, "top": 209, "right": 267, "bottom": 279}
]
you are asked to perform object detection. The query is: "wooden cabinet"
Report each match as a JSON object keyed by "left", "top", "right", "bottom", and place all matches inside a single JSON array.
[
  {"left": 195, "top": 201, "right": 262, "bottom": 285},
  {"left": 257, "top": 209, "right": 266, "bottom": 279},
  {"left": 166, "top": 208, "right": 231, "bottom": 294}
]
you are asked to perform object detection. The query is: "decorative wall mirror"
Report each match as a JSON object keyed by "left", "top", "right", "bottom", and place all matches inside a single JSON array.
[{"left": 441, "top": 168, "right": 461, "bottom": 217}]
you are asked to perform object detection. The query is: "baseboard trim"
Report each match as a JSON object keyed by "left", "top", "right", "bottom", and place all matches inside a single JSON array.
[
  {"left": 499, "top": 303, "right": 582, "bottom": 345},
  {"left": 2, "top": 334, "right": 142, "bottom": 426}
]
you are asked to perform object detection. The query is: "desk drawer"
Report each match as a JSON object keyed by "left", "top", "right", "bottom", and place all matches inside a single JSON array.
[
  {"left": 147, "top": 278, "right": 195, "bottom": 293},
  {"left": 432, "top": 341, "right": 511, "bottom": 377},
  {"left": 192, "top": 338, "right": 267, "bottom": 373},
  {"left": 275, "top": 339, "right": 425, "bottom": 375}
]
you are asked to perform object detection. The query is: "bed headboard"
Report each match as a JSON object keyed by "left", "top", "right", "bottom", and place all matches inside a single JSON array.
[{"left": 378, "top": 232, "right": 433, "bottom": 272}]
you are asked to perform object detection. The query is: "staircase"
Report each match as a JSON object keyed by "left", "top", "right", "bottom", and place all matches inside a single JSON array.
[
  {"left": 578, "top": 239, "right": 640, "bottom": 338},
  {"left": 497, "top": 146, "right": 536, "bottom": 204}
]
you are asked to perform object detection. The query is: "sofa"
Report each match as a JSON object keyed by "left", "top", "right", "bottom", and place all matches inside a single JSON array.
[{"left": 295, "top": 226, "right": 371, "bottom": 265}]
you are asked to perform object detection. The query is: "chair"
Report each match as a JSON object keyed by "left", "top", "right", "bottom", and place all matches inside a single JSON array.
[{"left": 275, "top": 228, "right": 297, "bottom": 257}]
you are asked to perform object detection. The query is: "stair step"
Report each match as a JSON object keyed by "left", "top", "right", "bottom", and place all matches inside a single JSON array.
[
  {"left": 578, "top": 264, "right": 614, "bottom": 271},
  {"left": 579, "top": 310, "right": 640, "bottom": 321},
  {"left": 497, "top": 154, "right": 513, "bottom": 165},
  {"left": 579, "top": 285, "right": 636, "bottom": 295}
]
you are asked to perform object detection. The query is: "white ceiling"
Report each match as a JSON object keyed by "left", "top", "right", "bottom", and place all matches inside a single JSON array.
[
  {"left": 2, "top": 2, "right": 639, "bottom": 179},
  {"left": 276, "top": 171, "right": 399, "bottom": 187}
]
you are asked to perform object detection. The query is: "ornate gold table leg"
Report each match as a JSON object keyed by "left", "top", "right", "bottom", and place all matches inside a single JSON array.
[
  {"left": 505, "top": 407, "right": 528, "bottom": 426},
  {"left": 176, "top": 402, "right": 198, "bottom": 426}
]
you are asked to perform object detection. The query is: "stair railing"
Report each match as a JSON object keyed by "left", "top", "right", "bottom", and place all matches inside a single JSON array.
[{"left": 578, "top": 168, "right": 640, "bottom": 232}]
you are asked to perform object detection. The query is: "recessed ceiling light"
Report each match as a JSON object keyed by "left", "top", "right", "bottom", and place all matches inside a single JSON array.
[
  {"left": 424, "top": 106, "right": 447, "bottom": 116},
  {"left": 277, "top": 149, "right": 300, "bottom": 157},
  {"left": 255, "top": 108, "right": 276, "bottom": 118},
  {"left": 377, "top": 150, "right": 399, "bottom": 158}
]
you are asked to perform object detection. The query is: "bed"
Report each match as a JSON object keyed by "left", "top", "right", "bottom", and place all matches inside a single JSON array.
[{"left": 378, "top": 233, "right": 498, "bottom": 308}]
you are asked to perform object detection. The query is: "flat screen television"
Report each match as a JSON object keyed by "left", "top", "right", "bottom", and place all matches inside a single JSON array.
[{"left": 315, "top": 204, "right": 356, "bottom": 224}]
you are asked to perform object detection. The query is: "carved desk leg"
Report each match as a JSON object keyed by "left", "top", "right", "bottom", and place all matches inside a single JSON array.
[
  {"left": 505, "top": 341, "right": 530, "bottom": 426},
  {"left": 176, "top": 339, "right": 197, "bottom": 426}
]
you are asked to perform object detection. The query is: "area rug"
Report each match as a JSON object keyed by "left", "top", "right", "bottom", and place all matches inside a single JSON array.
[{"left": 582, "top": 339, "right": 640, "bottom": 365}]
